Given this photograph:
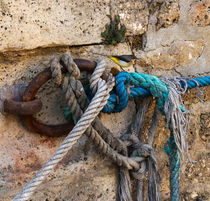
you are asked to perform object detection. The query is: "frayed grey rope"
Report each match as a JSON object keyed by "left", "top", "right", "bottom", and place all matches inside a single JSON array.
[
  {"left": 160, "top": 77, "right": 189, "bottom": 160},
  {"left": 160, "top": 76, "right": 191, "bottom": 201},
  {"left": 12, "top": 54, "right": 114, "bottom": 201},
  {"left": 118, "top": 100, "right": 151, "bottom": 201},
  {"left": 119, "top": 99, "right": 161, "bottom": 201},
  {"left": 58, "top": 54, "right": 140, "bottom": 170},
  {"left": 54, "top": 54, "right": 162, "bottom": 201}
]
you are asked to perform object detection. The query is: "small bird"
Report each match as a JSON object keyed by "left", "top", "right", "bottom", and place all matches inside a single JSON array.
[
  {"left": 93, "top": 53, "right": 136, "bottom": 70},
  {"left": 108, "top": 55, "right": 136, "bottom": 68}
]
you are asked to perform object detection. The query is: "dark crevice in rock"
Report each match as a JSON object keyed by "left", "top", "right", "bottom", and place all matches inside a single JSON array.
[{"left": 69, "top": 42, "right": 104, "bottom": 48}]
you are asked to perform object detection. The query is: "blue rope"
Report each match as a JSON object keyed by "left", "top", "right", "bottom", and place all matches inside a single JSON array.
[
  {"left": 64, "top": 73, "right": 210, "bottom": 115},
  {"left": 164, "top": 132, "right": 180, "bottom": 201},
  {"left": 103, "top": 73, "right": 210, "bottom": 201},
  {"left": 71, "top": 75, "right": 210, "bottom": 114},
  {"left": 103, "top": 73, "right": 210, "bottom": 113},
  {"left": 64, "top": 72, "right": 210, "bottom": 201}
]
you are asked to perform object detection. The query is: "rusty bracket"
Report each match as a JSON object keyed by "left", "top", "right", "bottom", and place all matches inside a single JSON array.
[{"left": 20, "top": 58, "right": 97, "bottom": 137}]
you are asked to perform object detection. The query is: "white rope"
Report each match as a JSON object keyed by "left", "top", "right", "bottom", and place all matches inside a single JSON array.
[
  {"left": 12, "top": 71, "right": 113, "bottom": 200},
  {"left": 89, "top": 58, "right": 106, "bottom": 94}
]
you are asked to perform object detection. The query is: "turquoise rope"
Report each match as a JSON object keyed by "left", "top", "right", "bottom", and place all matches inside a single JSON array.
[
  {"left": 103, "top": 73, "right": 210, "bottom": 113},
  {"left": 64, "top": 72, "right": 210, "bottom": 201},
  {"left": 164, "top": 132, "right": 180, "bottom": 201}
]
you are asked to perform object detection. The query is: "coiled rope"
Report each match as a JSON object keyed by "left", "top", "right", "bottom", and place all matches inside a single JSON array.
[
  {"left": 12, "top": 54, "right": 115, "bottom": 201},
  {"left": 103, "top": 72, "right": 210, "bottom": 113},
  {"left": 65, "top": 71, "right": 210, "bottom": 201}
]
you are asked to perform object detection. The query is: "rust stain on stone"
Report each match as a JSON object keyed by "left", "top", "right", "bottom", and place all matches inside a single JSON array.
[
  {"left": 11, "top": 151, "right": 42, "bottom": 184},
  {"left": 39, "top": 136, "right": 59, "bottom": 148}
]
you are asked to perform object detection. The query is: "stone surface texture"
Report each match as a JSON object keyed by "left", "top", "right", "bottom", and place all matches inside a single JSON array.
[
  {"left": 189, "top": 0, "right": 210, "bottom": 27},
  {"left": 154, "top": 0, "right": 180, "bottom": 30},
  {"left": 0, "top": 0, "right": 210, "bottom": 201},
  {"left": 0, "top": 0, "right": 110, "bottom": 52},
  {"left": 111, "top": 0, "right": 149, "bottom": 35},
  {"left": 135, "top": 40, "right": 204, "bottom": 70}
]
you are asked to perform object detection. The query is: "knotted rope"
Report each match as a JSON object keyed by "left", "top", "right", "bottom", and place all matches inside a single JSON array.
[
  {"left": 64, "top": 70, "right": 162, "bottom": 201},
  {"left": 65, "top": 71, "right": 210, "bottom": 201},
  {"left": 12, "top": 53, "right": 114, "bottom": 201},
  {"left": 118, "top": 99, "right": 160, "bottom": 201},
  {"left": 57, "top": 54, "right": 161, "bottom": 201},
  {"left": 103, "top": 72, "right": 210, "bottom": 113},
  {"left": 54, "top": 54, "right": 139, "bottom": 170}
]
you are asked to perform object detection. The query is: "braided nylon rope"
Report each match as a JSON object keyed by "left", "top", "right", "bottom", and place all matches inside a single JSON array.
[
  {"left": 12, "top": 57, "right": 114, "bottom": 201},
  {"left": 103, "top": 72, "right": 210, "bottom": 113},
  {"left": 103, "top": 72, "right": 168, "bottom": 113},
  {"left": 164, "top": 134, "right": 180, "bottom": 201}
]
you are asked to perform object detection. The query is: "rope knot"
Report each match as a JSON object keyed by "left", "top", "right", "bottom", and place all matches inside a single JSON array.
[
  {"left": 131, "top": 143, "right": 161, "bottom": 201},
  {"left": 60, "top": 52, "right": 80, "bottom": 79},
  {"left": 132, "top": 143, "right": 154, "bottom": 158},
  {"left": 50, "top": 52, "right": 81, "bottom": 86},
  {"left": 110, "top": 72, "right": 168, "bottom": 113}
]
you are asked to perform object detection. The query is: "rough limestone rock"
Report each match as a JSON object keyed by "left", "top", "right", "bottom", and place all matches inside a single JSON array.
[
  {"left": 155, "top": 0, "right": 180, "bottom": 30},
  {"left": 135, "top": 40, "right": 204, "bottom": 70},
  {"left": 137, "top": 0, "right": 180, "bottom": 34},
  {"left": 111, "top": 0, "right": 149, "bottom": 35},
  {"left": 189, "top": 0, "right": 210, "bottom": 27},
  {"left": 136, "top": 0, "right": 210, "bottom": 76},
  {"left": 0, "top": 0, "right": 110, "bottom": 52}
]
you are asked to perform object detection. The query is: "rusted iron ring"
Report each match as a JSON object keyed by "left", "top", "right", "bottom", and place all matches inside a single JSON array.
[
  {"left": 4, "top": 99, "right": 42, "bottom": 115},
  {"left": 2, "top": 84, "right": 42, "bottom": 115},
  {"left": 20, "top": 59, "right": 97, "bottom": 137}
]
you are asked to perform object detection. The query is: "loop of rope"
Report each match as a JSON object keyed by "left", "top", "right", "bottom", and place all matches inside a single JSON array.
[
  {"left": 12, "top": 54, "right": 113, "bottom": 201},
  {"left": 104, "top": 72, "right": 168, "bottom": 113},
  {"left": 103, "top": 72, "right": 210, "bottom": 114},
  {"left": 50, "top": 56, "right": 63, "bottom": 86},
  {"left": 89, "top": 58, "right": 106, "bottom": 94},
  {"left": 59, "top": 56, "right": 142, "bottom": 170},
  {"left": 117, "top": 99, "right": 160, "bottom": 201}
]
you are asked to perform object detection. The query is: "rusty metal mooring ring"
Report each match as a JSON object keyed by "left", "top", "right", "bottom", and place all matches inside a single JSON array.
[
  {"left": 4, "top": 99, "right": 42, "bottom": 115},
  {"left": 20, "top": 59, "right": 97, "bottom": 137},
  {"left": 2, "top": 84, "right": 42, "bottom": 116}
]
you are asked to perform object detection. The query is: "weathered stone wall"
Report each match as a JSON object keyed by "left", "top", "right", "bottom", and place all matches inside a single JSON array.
[{"left": 0, "top": 0, "right": 209, "bottom": 201}]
